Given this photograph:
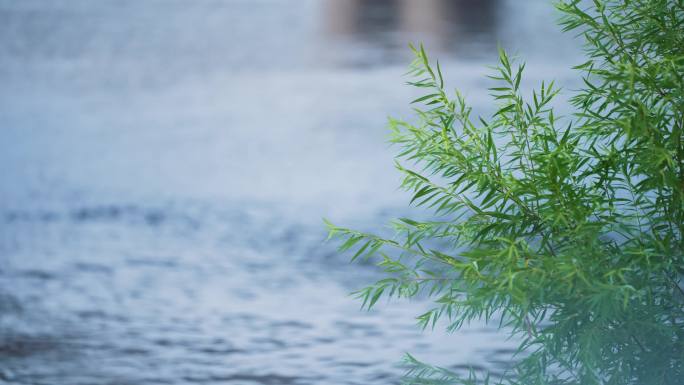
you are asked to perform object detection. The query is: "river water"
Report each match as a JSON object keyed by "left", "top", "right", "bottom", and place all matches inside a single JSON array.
[{"left": 0, "top": 1, "right": 581, "bottom": 384}]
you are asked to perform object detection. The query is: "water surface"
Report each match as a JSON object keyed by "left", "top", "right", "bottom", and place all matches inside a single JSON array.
[{"left": 0, "top": 1, "right": 581, "bottom": 384}]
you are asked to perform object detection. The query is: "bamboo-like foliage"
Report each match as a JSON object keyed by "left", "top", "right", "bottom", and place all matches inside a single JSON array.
[{"left": 327, "top": 1, "right": 684, "bottom": 384}]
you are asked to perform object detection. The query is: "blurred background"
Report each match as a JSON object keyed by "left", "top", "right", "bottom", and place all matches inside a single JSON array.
[{"left": 0, "top": 1, "right": 581, "bottom": 384}]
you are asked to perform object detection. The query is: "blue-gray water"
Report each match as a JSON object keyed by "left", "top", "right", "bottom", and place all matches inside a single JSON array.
[{"left": 0, "top": 1, "right": 581, "bottom": 384}]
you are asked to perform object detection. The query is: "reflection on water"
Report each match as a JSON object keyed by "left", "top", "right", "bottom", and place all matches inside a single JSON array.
[
  {"left": 0, "top": 1, "right": 580, "bottom": 384},
  {"left": 323, "top": 0, "right": 500, "bottom": 66}
]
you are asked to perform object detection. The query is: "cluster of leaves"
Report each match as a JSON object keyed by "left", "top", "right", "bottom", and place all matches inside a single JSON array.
[{"left": 327, "top": 1, "right": 684, "bottom": 384}]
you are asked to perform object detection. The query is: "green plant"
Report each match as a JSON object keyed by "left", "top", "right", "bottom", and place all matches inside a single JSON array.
[{"left": 326, "top": 1, "right": 684, "bottom": 384}]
